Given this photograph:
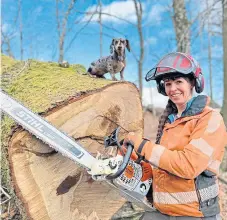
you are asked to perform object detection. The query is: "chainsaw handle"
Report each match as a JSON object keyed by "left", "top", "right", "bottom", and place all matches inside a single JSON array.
[
  {"left": 104, "top": 127, "right": 125, "bottom": 156},
  {"left": 106, "top": 143, "right": 133, "bottom": 180}
]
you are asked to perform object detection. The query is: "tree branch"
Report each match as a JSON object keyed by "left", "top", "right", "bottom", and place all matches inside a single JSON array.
[
  {"left": 56, "top": 0, "right": 61, "bottom": 38},
  {"left": 102, "top": 23, "right": 126, "bottom": 37},
  {"left": 65, "top": 5, "right": 98, "bottom": 53},
  {"left": 57, "top": 0, "right": 76, "bottom": 62},
  {"left": 75, "top": 10, "right": 136, "bottom": 26}
]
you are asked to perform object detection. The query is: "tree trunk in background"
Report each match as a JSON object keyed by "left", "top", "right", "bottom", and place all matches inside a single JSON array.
[
  {"left": 56, "top": 0, "right": 76, "bottom": 63},
  {"left": 18, "top": 0, "right": 23, "bottom": 60},
  {"left": 98, "top": 0, "right": 102, "bottom": 58},
  {"left": 133, "top": 0, "right": 144, "bottom": 97},
  {"left": 172, "top": 0, "right": 190, "bottom": 53},
  {"left": 1, "top": 32, "right": 14, "bottom": 58},
  {"left": 59, "top": 37, "right": 65, "bottom": 64},
  {"left": 221, "top": 0, "right": 227, "bottom": 172},
  {"left": 206, "top": 0, "right": 213, "bottom": 101}
]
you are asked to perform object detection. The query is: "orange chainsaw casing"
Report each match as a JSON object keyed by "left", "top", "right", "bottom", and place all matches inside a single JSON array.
[{"left": 119, "top": 147, "right": 153, "bottom": 182}]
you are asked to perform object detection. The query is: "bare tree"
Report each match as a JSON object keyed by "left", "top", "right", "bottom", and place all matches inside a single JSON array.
[
  {"left": 1, "top": 31, "right": 15, "bottom": 58},
  {"left": 172, "top": 0, "right": 190, "bottom": 53},
  {"left": 221, "top": 0, "right": 227, "bottom": 171},
  {"left": 98, "top": 0, "right": 102, "bottom": 57},
  {"left": 18, "top": 0, "right": 23, "bottom": 60},
  {"left": 133, "top": 0, "right": 144, "bottom": 96},
  {"left": 206, "top": 0, "right": 213, "bottom": 101},
  {"left": 222, "top": 0, "right": 227, "bottom": 123},
  {"left": 56, "top": 0, "right": 76, "bottom": 63},
  {"left": 1, "top": 0, "right": 24, "bottom": 59}
]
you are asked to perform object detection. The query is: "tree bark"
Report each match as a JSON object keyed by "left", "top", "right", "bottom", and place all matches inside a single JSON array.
[
  {"left": 221, "top": 0, "right": 227, "bottom": 123},
  {"left": 8, "top": 82, "right": 144, "bottom": 220},
  {"left": 56, "top": 0, "right": 76, "bottom": 63},
  {"left": 98, "top": 0, "right": 102, "bottom": 58},
  {"left": 133, "top": 0, "right": 144, "bottom": 97},
  {"left": 172, "top": 0, "right": 190, "bottom": 53},
  {"left": 221, "top": 0, "right": 227, "bottom": 172},
  {"left": 18, "top": 0, "right": 23, "bottom": 60},
  {"left": 206, "top": 0, "right": 213, "bottom": 101}
]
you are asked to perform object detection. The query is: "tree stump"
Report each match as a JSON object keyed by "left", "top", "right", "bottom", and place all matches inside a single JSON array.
[{"left": 8, "top": 82, "right": 144, "bottom": 220}]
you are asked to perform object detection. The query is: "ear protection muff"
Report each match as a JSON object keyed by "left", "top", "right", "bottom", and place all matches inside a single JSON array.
[
  {"left": 195, "top": 73, "right": 204, "bottom": 93},
  {"left": 157, "top": 80, "right": 167, "bottom": 96}
]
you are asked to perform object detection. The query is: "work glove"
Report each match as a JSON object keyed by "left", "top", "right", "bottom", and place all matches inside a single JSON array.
[
  {"left": 123, "top": 132, "right": 149, "bottom": 157},
  {"left": 123, "top": 132, "right": 154, "bottom": 178},
  {"left": 87, "top": 152, "right": 121, "bottom": 180}
]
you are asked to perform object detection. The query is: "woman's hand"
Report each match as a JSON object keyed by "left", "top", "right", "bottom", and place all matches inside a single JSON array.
[{"left": 123, "top": 132, "right": 146, "bottom": 156}]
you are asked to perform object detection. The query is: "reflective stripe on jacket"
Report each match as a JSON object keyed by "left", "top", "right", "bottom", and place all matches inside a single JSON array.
[{"left": 140, "top": 95, "right": 227, "bottom": 217}]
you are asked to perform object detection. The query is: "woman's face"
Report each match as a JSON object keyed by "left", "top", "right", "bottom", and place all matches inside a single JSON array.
[{"left": 164, "top": 77, "right": 193, "bottom": 106}]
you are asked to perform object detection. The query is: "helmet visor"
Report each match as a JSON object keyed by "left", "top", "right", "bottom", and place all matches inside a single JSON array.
[{"left": 145, "top": 52, "right": 195, "bottom": 81}]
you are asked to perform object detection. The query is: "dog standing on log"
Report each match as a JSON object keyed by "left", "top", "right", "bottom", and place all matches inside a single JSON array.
[{"left": 87, "top": 38, "right": 130, "bottom": 81}]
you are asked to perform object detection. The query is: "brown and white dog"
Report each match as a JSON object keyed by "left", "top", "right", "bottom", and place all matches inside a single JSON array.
[{"left": 87, "top": 38, "right": 130, "bottom": 81}]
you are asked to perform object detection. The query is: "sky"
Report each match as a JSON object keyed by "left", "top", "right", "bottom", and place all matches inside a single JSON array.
[{"left": 1, "top": 0, "right": 224, "bottom": 108}]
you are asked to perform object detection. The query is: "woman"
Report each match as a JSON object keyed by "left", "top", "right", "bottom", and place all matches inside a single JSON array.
[{"left": 124, "top": 52, "right": 227, "bottom": 219}]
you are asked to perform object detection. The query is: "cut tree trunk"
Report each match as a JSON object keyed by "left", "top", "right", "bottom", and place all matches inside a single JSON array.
[{"left": 8, "top": 82, "right": 144, "bottom": 220}]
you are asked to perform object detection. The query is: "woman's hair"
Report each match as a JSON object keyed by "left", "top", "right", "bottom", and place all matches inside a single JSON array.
[
  {"left": 155, "top": 99, "right": 177, "bottom": 144},
  {"left": 155, "top": 74, "right": 195, "bottom": 144}
]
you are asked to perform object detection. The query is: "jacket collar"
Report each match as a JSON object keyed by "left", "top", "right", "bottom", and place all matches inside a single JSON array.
[
  {"left": 167, "top": 95, "right": 209, "bottom": 123},
  {"left": 184, "top": 95, "right": 209, "bottom": 117}
]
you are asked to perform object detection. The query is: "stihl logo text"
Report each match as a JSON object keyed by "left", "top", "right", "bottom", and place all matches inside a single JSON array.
[{"left": 17, "top": 110, "right": 44, "bottom": 132}]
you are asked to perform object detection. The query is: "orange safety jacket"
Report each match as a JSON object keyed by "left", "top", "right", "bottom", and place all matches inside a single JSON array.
[{"left": 130, "top": 95, "right": 227, "bottom": 217}]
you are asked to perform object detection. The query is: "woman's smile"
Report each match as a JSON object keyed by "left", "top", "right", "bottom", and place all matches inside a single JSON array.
[
  {"left": 170, "top": 93, "right": 182, "bottom": 98},
  {"left": 164, "top": 77, "right": 193, "bottom": 113}
]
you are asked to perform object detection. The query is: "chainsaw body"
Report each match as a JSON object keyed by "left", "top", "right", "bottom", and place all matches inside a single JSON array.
[{"left": 102, "top": 127, "right": 154, "bottom": 210}]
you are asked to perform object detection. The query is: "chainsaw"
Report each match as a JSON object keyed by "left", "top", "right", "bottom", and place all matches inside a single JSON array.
[{"left": 0, "top": 90, "right": 155, "bottom": 211}]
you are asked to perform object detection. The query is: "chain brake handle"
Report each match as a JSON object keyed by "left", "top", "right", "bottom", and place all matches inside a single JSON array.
[
  {"left": 104, "top": 127, "right": 124, "bottom": 155},
  {"left": 104, "top": 127, "right": 134, "bottom": 180}
]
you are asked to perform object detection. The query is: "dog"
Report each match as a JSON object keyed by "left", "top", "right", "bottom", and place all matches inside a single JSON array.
[{"left": 87, "top": 38, "right": 130, "bottom": 81}]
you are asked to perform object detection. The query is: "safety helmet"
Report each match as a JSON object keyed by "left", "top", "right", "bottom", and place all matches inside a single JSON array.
[{"left": 145, "top": 52, "right": 204, "bottom": 96}]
